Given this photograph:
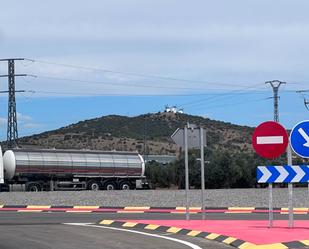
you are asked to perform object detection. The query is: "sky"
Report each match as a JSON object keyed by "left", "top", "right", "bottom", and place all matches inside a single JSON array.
[{"left": 0, "top": 0, "right": 309, "bottom": 139}]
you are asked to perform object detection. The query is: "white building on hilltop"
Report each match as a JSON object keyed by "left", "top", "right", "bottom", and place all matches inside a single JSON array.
[{"left": 164, "top": 105, "right": 184, "bottom": 114}]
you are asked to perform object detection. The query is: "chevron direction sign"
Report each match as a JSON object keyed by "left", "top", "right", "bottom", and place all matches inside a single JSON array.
[{"left": 257, "top": 165, "right": 309, "bottom": 183}]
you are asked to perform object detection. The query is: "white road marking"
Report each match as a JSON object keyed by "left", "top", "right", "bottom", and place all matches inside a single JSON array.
[
  {"left": 256, "top": 136, "right": 283, "bottom": 144},
  {"left": 64, "top": 223, "right": 203, "bottom": 249},
  {"left": 298, "top": 128, "right": 309, "bottom": 147}
]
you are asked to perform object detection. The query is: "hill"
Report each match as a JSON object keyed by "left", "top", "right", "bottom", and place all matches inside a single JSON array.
[{"left": 17, "top": 112, "right": 254, "bottom": 155}]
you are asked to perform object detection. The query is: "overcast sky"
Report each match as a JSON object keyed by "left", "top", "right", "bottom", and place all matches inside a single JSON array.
[{"left": 0, "top": 0, "right": 309, "bottom": 139}]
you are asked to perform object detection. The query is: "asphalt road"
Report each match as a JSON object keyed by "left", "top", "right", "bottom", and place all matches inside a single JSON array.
[
  {"left": 0, "top": 212, "right": 236, "bottom": 249},
  {"left": 0, "top": 212, "right": 307, "bottom": 249},
  {"left": 0, "top": 211, "right": 308, "bottom": 224},
  {"left": 0, "top": 223, "right": 235, "bottom": 249}
]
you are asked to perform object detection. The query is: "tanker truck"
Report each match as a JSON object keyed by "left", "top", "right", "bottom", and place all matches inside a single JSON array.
[{"left": 0, "top": 146, "right": 149, "bottom": 191}]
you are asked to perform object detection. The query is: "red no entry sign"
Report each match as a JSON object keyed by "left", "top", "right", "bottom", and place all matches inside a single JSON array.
[{"left": 252, "top": 121, "right": 288, "bottom": 159}]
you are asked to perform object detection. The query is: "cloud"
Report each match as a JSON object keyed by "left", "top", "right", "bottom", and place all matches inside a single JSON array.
[
  {"left": 17, "top": 113, "right": 32, "bottom": 123},
  {"left": 22, "top": 123, "right": 43, "bottom": 129},
  {"left": 2, "top": 0, "right": 309, "bottom": 97},
  {"left": 0, "top": 117, "right": 6, "bottom": 127}
]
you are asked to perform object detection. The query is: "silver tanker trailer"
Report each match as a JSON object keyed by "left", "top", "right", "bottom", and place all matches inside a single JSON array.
[{"left": 0, "top": 146, "right": 148, "bottom": 191}]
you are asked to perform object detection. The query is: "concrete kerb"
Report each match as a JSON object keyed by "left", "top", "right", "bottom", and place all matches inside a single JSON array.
[{"left": 0, "top": 205, "right": 308, "bottom": 214}]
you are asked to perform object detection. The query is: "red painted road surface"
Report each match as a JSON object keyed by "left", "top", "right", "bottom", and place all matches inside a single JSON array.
[{"left": 125, "top": 220, "right": 309, "bottom": 245}]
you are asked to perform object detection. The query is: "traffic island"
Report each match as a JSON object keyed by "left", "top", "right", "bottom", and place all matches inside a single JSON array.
[{"left": 97, "top": 219, "right": 309, "bottom": 249}]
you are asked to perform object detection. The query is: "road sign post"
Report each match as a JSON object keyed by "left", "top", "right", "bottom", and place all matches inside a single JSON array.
[
  {"left": 269, "top": 183, "right": 273, "bottom": 227},
  {"left": 252, "top": 121, "right": 289, "bottom": 228},
  {"left": 184, "top": 125, "right": 189, "bottom": 220},
  {"left": 0, "top": 146, "right": 4, "bottom": 184},
  {"left": 290, "top": 120, "right": 309, "bottom": 214},
  {"left": 200, "top": 127, "right": 206, "bottom": 220},
  {"left": 257, "top": 164, "right": 309, "bottom": 228},
  {"left": 287, "top": 145, "right": 293, "bottom": 228},
  {"left": 171, "top": 124, "right": 207, "bottom": 221}
]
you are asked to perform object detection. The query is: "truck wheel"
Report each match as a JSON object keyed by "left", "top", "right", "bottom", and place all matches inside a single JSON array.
[
  {"left": 26, "top": 183, "right": 42, "bottom": 192},
  {"left": 119, "top": 181, "right": 132, "bottom": 190},
  {"left": 103, "top": 181, "right": 116, "bottom": 190},
  {"left": 87, "top": 180, "right": 101, "bottom": 191}
]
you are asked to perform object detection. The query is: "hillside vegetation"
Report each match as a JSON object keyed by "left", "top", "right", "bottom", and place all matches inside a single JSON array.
[
  {"left": 18, "top": 112, "right": 254, "bottom": 155},
  {"left": 15, "top": 112, "right": 294, "bottom": 189}
]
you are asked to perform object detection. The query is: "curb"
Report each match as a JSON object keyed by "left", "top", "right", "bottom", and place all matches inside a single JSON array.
[
  {"left": 0, "top": 205, "right": 308, "bottom": 214},
  {"left": 97, "top": 220, "right": 309, "bottom": 249}
]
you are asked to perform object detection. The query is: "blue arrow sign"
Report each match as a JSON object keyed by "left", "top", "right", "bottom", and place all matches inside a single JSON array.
[
  {"left": 257, "top": 165, "right": 309, "bottom": 183},
  {"left": 290, "top": 120, "right": 309, "bottom": 158}
]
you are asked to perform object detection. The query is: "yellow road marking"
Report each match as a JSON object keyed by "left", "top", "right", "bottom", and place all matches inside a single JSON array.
[
  {"left": 99, "top": 220, "right": 114, "bottom": 225},
  {"left": 187, "top": 230, "right": 201, "bottom": 237},
  {"left": 124, "top": 207, "right": 150, "bottom": 210},
  {"left": 123, "top": 222, "right": 138, "bottom": 227},
  {"left": 27, "top": 205, "right": 51, "bottom": 209},
  {"left": 300, "top": 240, "right": 309, "bottom": 246},
  {"left": 145, "top": 224, "right": 160, "bottom": 230},
  {"left": 281, "top": 207, "right": 309, "bottom": 214},
  {"left": 238, "top": 242, "right": 257, "bottom": 249},
  {"left": 251, "top": 243, "right": 288, "bottom": 249},
  {"left": 206, "top": 233, "right": 220, "bottom": 240},
  {"left": 226, "top": 207, "right": 255, "bottom": 213},
  {"left": 172, "top": 207, "right": 201, "bottom": 213},
  {"left": 66, "top": 211, "right": 92, "bottom": 213},
  {"left": 222, "top": 237, "right": 237, "bottom": 244},
  {"left": 117, "top": 211, "right": 145, "bottom": 213},
  {"left": 167, "top": 227, "right": 182, "bottom": 233},
  {"left": 17, "top": 210, "right": 42, "bottom": 212},
  {"left": 73, "top": 206, "right": 100, "bottom": 209},
  {"left": 228, "top": 207, "right": 255, "bottom": 210}
]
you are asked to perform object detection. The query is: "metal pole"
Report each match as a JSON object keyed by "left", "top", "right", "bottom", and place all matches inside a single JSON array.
[
  {"left": 0, "top": 146, "right": 4, "bottom": 184},
  {"left": 307, "top": 183, "right": 309, "bottom": 208},
  {"left": 265, "top": 80, "right": 285, "bottom": 228},
  {"left": 269, "top": 183, "right": 273, "bottom": 228},
  {"left": 287, "top": 144, "right": 294, "bottom": 228},
  {"left": 200, "top": 127, "right": 205, "bottom": 220},
  {"left": 184, "top": 125, "right": 190, "bottom": 220}
]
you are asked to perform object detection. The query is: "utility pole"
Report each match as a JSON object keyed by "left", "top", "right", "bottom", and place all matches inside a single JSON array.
[
  {"left": 265, "top": 80, "right": 286, "bottom": 122},
  {"left": 143, "top": 116, "right": 147, "bottom": 162},
  {"left": 296, "top": 90, "right": 309, "bottom": 111},
  {"left": 0, "top": 58, "right": 27, "bottom": 148},
  {"left": 265, "top": 80, "right": 286, "bottom": 228}
]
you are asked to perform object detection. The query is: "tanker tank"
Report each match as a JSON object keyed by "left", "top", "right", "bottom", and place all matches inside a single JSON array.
[{"left": 2, "top": 149, "right": 147, "bottom": 191}]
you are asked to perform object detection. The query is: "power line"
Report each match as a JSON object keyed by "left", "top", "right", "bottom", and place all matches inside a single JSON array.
[
  {"left": 34, "top": 74, "right": 212, "bottom": 91},
  {"left": 191, "top": 96, "right": 270, "bottom": 112},
  {"left": 24, "top": 58, "right": 261, "bottom": 88},
  {"left": 178, "top": 83, "right": 265, "bottom": 109},
  {"left": 296, "top": 90, "right": 309, "bottom": 111},
  {"left": 26, "top": 90, "right": 268, "bottom": 97},
  {"left": 23, "top": 74, "right": 279, "bottom": 97}
]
